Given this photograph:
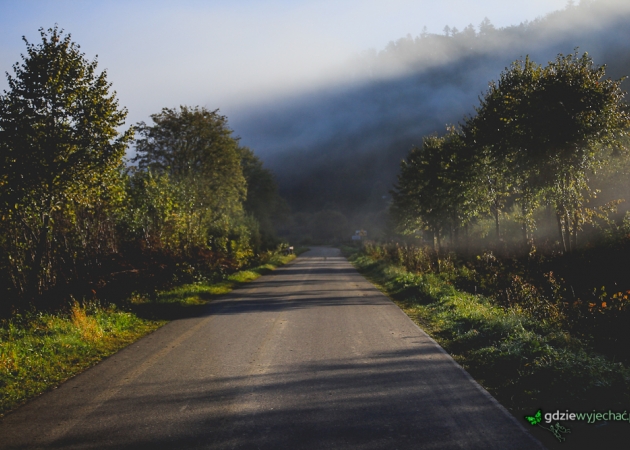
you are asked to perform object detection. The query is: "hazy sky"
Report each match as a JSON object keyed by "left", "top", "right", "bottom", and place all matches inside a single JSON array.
[{"left": 0, "top": 0, "right": 601, "bottom": 128}]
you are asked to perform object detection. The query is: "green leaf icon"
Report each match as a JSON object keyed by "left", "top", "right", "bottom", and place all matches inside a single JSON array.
[{"left": 524, "top": 409, "right": 542, "bottom": 426}]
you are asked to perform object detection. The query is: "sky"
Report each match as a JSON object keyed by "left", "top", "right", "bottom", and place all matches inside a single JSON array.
[{"left": 0, "top": 0, "right": 578, "bottom": 128}]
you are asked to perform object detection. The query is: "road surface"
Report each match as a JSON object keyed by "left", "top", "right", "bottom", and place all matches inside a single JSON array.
[{"left": 0, "top": 247, "right": 543, "bottom": 449}]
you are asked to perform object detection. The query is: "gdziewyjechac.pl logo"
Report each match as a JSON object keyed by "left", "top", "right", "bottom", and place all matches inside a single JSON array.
[{"left": 525, "top": 408, "right": 630, "bottom": 442}]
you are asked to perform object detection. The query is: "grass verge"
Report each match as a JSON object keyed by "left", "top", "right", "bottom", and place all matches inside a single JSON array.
[
  {"left": 348, "top": 252, "right": 630, "bottom": 447},
  {"left": 0, "top": 303, "right": 162, "bottom": 416},
  {"left": 0, "top": 251, "right": 301, "bottom": 416},
  {"left": 129, "top": 252, "right": 299, "bottom": 320}
]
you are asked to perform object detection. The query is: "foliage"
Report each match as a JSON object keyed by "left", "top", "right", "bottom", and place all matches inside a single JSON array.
[
  {"left": 130, "top": 106, "right": 286, "bottom": 267},
  {"left": 0, "top": 26, "right": 132, "bottom": 300},
  {"left": 391, "top": 127, "right": 485, "bottom": 250},
  {"left": 464, "top": 52, "right": 629, "bottom": 250},
  {"left": 238, "top": 146, "right": 287, "bottom": 248},
  {"left": 133, "top": 105, "right": 246, "bottom": 221},
  {"left": 0, "top": 27, "right": 287, "bottom": 315},
  {"left": 351, "top": 248, "right": 630, "bottom": 414},
  {"left": 393, "top": 52, "right": 630, "bottom": 255},
  {"left": 123, "top": 169, "right": 212, "bottom": 253}
]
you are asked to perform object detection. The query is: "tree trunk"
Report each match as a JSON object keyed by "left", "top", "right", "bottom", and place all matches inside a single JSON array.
[
  {"left": 571, "top": 211, "right": 579, "bottom": 250},
  {"left": 436, "top": 229, "right": 442, "bottom": 254},
  {"left": 434, "top": 228, "right": 441, "bottom": 274},
  {"left": 29, "top": 212, "right": 51, "bottom": 299},
  {"left": 426, "top": 230, "right": 435, "bottom": 250},
  {"left": 493, "top": 199, "right": 500, "bottom": 240},
  {"left": 464, "top": 223, "right": 469, "bottom": 256},
  {"left": 563, "top": 211, "right": 572, "bottom": 252},
  {"left": 556, "top": 211, "right": 567, "bottom": 253},
  {"left": 521, "top": 204, "right": 528, "bottom": 247}
]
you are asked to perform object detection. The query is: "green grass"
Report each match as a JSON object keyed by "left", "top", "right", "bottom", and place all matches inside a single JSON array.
[
  {"left": 0, "top": 251, "right": 299, "bottom": 416},
  {"left": 349, "top": 253, "right": 630, "bottom": 415},
  {"left": 339, "top": 244, "right": 361, "bottom": 257},
  {"left": 148, "top": 252, "right": 297, "bottom": 307},
  {"left": 0, "top": 303, "right": 162, "bottom": 415}
]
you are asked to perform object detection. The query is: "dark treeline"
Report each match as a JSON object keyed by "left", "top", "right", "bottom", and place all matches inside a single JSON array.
[
  {"left": 0, "top": 27, "right": 285, "bottom": 316},
  {"left": 233, "top": 0, "right": 630, "bottom": 240}
]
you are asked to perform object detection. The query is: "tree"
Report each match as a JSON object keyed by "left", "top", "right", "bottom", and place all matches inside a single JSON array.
[
  {"left": 465, "top": 52, "right": 629, "bottom": 251},
  {"left": 0, "top": 26, "right": 132, "bottom": 297},
  {"left": 391, "top": 127, "right": 483, "bottom": 252},
  {"left": 132, "top": 106, "right": 265, "bottom": 264},
  {"left": 238, "top": 146, "right": 286, "bottom": 247},
  {"left": 478, "top": 17, "right": 495, "bottom": 36},
  {"left": 133, "top": 106, "right": 246, "bottom": 219}
]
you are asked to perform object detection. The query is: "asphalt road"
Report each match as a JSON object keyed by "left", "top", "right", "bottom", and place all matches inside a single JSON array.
[{"left": 0, "top": 247, "right": 544, "bottom": 449}]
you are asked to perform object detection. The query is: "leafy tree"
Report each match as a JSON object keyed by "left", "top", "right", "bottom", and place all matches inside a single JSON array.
[
  {"left": 133, "top": 106, "right": 246, "bottom": 219},
  {"left": 0, "top": 26, "right": 132, "bottom": 297},
  {"left": 391, "top": 127, "right": 483, "bottom": 251},
  {"left": 132, "top": 106, "right": 277, "bottom": 266},
  {"left": 238, "top": 146, "right": 287, "bottom": 247},
  {"left": 465, "top": 52, "right": 629, "bottom": 251}
]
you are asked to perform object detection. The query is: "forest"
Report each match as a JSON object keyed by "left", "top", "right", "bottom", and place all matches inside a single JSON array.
[{"left": 0, "top": 26, "right": 286, "bottom": 317}]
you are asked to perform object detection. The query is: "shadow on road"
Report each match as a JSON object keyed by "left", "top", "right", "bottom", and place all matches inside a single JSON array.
[{"left": 40, "top": 346, "right": 534, "bottom": 450}]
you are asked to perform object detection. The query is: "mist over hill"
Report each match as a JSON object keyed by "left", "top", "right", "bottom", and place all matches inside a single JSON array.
[{"left": 229, "top": 1, "right": 630, "bottom": 220}]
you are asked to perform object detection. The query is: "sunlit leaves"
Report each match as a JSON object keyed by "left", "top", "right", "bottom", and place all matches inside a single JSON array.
[
  {"left": 465, "top": 51, "right": 630, "bottom": 250},
  {"left": 130, "top": 106, "right": 267, "bottom": 265},
  {"left": 394, "top": 52, "right": 629, "bottom": 253},
  {"left": 0, "top": 26, "right": 132, "bottom": 297},
  {"left": 391, "top": 127, "right": 485, "bottom": 247}
]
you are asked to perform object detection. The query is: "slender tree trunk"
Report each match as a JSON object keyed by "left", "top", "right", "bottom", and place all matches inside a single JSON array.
[
  {"left": 563, "top": 211, "right": 572, "bottom": 252},
  {"left": 521, "top": 204, "right": 528, "bottom": 247},
  {"left": 464, "top": 223, "right": 469, "bottom": 256},
  {"left": 556, "top": 211, "right": 567, "bottom": 253},
  {"left": 434, "top": 227, "right": 441, "bottom": 274},
  {"left": 493, "top": 199, "right": 500, "bottom": 240},
  {"left": 427, "top": 230, "right": 434, "bottom": 250},
  {"left": 572, "top": 211, "right": 579, "bottom": 250},
  {"left": 29, "top": 212, "right": 51, "bottom": 299},
  {"left": 436, "top": 229, "right": 442, "bottom": 254}
]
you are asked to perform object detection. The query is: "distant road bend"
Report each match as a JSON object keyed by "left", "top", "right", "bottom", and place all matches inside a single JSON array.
[{"left": 0, "top": 247, "right": 544, "bottom": 449}]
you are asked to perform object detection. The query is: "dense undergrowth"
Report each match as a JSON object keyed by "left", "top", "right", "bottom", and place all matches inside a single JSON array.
[
  {"left": 0, "top": 250, "right": 301, "bottom": 416},
  {"left": 344, "top": 242, "right": 630, "bottom": 416}
]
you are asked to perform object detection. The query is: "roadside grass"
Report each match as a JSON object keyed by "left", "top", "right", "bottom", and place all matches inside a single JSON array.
[
  {"left": 339, "top": 244, "right": 361, "bottom": 258},
  {"left": 0, "top": 250, "right": 302, "bottom": 416},
  {"left": 349, "top": 253, "right": 630, "bottom": 415},
  {"left": 0, "top": 303, "right": 162, "bottom": 415}
]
